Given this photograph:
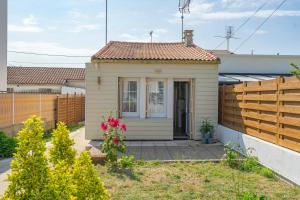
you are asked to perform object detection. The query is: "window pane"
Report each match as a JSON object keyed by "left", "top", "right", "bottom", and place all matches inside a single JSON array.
[
  {"left": 148, "top": 80, "right": 165, "bottom": 116},
  {"left": 122, "top": 102, "right": 129, "bottom": 112},
  {"left": 129, "top": 102, "right": 137, "bottom": 112},
  {"left": 129, "top": 81, "right": 137, "bottom": 92},
  {"left": 122, "top": 79, "right": 138, "bottom": 115}
]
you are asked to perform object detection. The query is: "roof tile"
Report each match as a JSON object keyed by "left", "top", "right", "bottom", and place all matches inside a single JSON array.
[{"left": 92, "top": 41, "right": 218, "bottom": 62}]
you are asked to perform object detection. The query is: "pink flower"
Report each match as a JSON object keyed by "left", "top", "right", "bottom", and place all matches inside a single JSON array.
[
  {"left": 112, "top": 137, "right": 120, "bottom": 144},
  {"left": 109, "top": 118, "right": 120, "bottom": 128},
  {"left": 120, "top": 124, "right": 127, "bottom": 131},
  {"left": 100, "top": 122, "right": 108, "bottom": 131}
]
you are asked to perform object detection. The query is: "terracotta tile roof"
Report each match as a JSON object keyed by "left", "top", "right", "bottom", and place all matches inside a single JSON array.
[
  {"left": 92, "top": 41, "right": 219, "bottom": 62},
  {"left": 7, "top": 66, "right": 85, "bottom": 85}
]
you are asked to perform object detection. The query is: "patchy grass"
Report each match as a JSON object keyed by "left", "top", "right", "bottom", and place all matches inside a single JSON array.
[
  {"left": 43, "top": 123, "right": 84, "bottom": 142},
  {"left": 96, "top": 161, "right": 300, "bottom": 200}
]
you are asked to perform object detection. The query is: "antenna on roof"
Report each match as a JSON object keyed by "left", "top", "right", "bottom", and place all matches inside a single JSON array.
[
  {"left": 215, "top": 26, "right": 239, "bottom": 51},
  {"left": 149, "top": 30, "right": 154, "bottom": 43},
  {"left": 178, "top": 0, "right": 191, "bottom": 42}
]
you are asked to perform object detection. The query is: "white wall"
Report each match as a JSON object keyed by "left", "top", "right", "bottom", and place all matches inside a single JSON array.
[
  {"left": 0, "top": 0, "right": 7, "bottom": 92},
  {"left": 217, "top": 125, "right": 300, "bottom": 186},
  {"left": 218, "top": 54, "right": 300, "bottom": 74},
  {"left": 8, "top": 84, "right": 62, "bottom": 93}
]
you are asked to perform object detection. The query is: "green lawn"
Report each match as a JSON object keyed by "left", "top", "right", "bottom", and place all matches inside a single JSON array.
[{"left": 97, "top": 161, "right": 300, "bottom": 200}]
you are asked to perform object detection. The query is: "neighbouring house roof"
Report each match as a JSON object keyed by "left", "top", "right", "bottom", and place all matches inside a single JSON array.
[
  {"left": 7, "top": 66, "right": 85, "bottom": 85},
  {"left": 92, "top": 41, "right": 219, "bottom": 63},
  {"left": 219, "top": 73, "right": 291, "bottom": 85}
]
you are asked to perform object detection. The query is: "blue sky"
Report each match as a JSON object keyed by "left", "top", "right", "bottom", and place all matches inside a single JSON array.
[{"left": 7, "top": 0, "right": 300, "bottom": 67}]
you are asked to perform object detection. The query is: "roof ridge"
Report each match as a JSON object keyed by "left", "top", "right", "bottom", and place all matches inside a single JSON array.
[{"left": 110, "top": 41, "right": 184, "bottom": 45}]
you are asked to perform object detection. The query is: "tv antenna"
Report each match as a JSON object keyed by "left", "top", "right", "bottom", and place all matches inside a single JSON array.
[
  {"left": 215, "top": 26, "right": 239, "bottom": 51},
  {"left": 149, "top": 30, "right": 154, "bottom": 43},
  {"left": 178, "top": 0, "right": 191, "bottom": 42}
]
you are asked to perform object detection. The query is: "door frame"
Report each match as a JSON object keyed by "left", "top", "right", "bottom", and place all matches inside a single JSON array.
[{"left": 173, "top": 78, "right": 195, "bottom": 140}]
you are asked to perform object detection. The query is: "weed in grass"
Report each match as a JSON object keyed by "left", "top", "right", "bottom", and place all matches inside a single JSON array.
[{"left": 260, "top": 167, "right": 275, "bottom": 179}]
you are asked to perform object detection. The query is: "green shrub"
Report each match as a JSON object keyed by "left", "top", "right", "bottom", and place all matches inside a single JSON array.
[
  {"left": 49, "top": 122, "right": 76, "bottom": 166},
  {"left": 240, "top": 156, "right": 260, "bottom": 172},
  {"left": 241, "top": 192, "right": 270, "bottom": 200},
  {"left": 260, "top": 167, "right": 275, "bottom": 179},
  {"left": 50, "top": 161, "right": 75, "bottom": 200},
  {"left": 119, "top": 155, "right": 135, "bottom": 170},
  {"left": 72, "top": 151, "right": 110, "bottom": 200},
  {"left": 3, "top": 116, "right": 54, "bottom": 200},
  {"left": 0, "top": 131, "right": 16, "bottom": 158},
  {"left": 224, "top": 142, "right": 242, "bottom": 168}
]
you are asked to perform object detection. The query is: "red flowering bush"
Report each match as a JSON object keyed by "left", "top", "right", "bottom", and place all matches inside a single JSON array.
[{"left": 100, "top": 114, "right": 127, "bottom": 163}]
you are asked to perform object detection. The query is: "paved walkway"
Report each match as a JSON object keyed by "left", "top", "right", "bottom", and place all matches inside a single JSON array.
[{"left": 90, "top": 140, "right": 225, "bottom": 161}]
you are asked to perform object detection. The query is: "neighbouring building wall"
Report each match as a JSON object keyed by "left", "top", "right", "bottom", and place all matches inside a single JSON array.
[
  {"left": 0, "top": 0, "right": 7, "bottom": 92},
  {"left": 85, "top": 62, "right": 219, "bottom": 140},
  {"left": 218, "top": 54, "right": 300, "bottom": 74},
  {"left": 7, "top": 84, "right": 62, "bottom": 93}
]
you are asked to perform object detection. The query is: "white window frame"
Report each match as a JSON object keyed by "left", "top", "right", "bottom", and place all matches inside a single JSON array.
[
  {"left": 147, "top": 78, "right": 167, "bottom": 118},
  {"left": 121, "top": 78, "right": 140, "bottom": 118}
]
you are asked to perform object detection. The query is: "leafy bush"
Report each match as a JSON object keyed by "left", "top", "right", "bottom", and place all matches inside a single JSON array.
[
  {"left": 289, "top": 63, "right": 300, "bottom": 75},
  {"left": 72, "top": 151, "right": 110, "bottom": 200},
  {"left": 49, "top": 122, "right": 76, "bottom": 166},
  {"left": 0, "top": 131, "right": 16, "bottom": 158},
  {"left": 224, "top": 142, "right": 242, "bottom": 168},
  {"left": 260, "top": 167, "right": 275, "bottom": 179},
  {"left": 241, "top": 192, "right": 270, "bottom": 200},
  {"left": 3, "top": 116, "right": 54, "bottom": 200},
  {"left": 100, "top": 114, "right": 127, "bottom": 163},
  {"left": 119, "top": 155, "right": 135, "bottom": 170},
  {"left": 50, "top": 161, "right": 75, "bottom": 200},
  {"left": 240, "top": 156, "right": 260, "bottom": 172}
]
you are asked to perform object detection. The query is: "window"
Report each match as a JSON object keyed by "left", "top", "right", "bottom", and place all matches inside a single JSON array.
[
  {"left": 121, "top": 78, "right": 139, "bottom": 117},
  {"left": 147, "top": 79, "right": 167, "bottom": 118}
]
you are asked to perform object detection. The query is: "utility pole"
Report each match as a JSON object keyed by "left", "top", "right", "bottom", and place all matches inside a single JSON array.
[
  {"left": 149, "top": 31, "right": 153, "bottom": 43},
  {"left": 178, "top": 0, "right": 191, "bottom": 42},
  {"left": 105, "top": 0, "right": 108, "bottom": 44},
  {"left": 215, "top": 26, "right": 239, "bottom": 51}
]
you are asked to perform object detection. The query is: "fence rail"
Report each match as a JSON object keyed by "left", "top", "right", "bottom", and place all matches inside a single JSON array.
[
  {"left": 219, "top": 76, "right": 300, "bottom": 153},
  {"left": 0, "top": 93, "right": 85, "bottom": 136}
]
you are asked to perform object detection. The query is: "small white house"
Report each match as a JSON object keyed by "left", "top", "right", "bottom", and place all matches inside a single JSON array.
[
  {"left": 7, "top": 66, "right": 85, "bottom": 94},
  {"left": 85, "top": 30, "right": 220, "bottom": 140}
]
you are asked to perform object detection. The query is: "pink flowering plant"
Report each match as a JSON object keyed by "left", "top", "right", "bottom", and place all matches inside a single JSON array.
[{"left": 100, "top": 114, "right": 127, "bottom": 163}]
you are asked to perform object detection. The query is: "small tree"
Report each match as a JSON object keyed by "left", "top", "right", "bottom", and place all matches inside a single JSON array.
[
  {"left": 289, "top": 63, "right": 300, "bottom": 75},
  {"left": 3, "top": 116, "right": 54, "bottom": 200},
  {"left": 50, "top": 161, "right": 75, "bottom": 200},
  {"left": 49, "top": 122, "right": 76, "bottom": 166},
  {"left": 72, "top": 151, "right": 110, "bottom": 200}
]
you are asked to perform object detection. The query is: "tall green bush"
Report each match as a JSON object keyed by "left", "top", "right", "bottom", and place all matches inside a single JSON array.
[
  {"left": 72, "top": 151, "right": 110, "bottom": 200},
  {"left": 50, "top": 161, "right": 75, "bottom": 200},
  {"left": 49, "top": 122, "right": 76, "bottom": 166},
  {"left": 0, "top": 131, "right": 16, "bottom": 158},
  {"left": 3, "top": 116, "right": 54, "bottom": 200}
]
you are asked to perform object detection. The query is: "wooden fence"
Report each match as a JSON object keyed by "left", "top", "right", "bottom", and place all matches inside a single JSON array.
[
  {"left": 219, "top": 76, "right": 300, "bottom": 153},
  {"left": 0, "top": 93, "right": 85, "bottom": 136}
]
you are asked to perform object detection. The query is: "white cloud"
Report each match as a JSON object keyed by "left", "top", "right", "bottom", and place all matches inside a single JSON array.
[
  {"left": 8, "top": 14, "right": 44, "bottom": 33},
  {"left": 69, "top": 24, "right": 99, "bottom": 33},
  {"left": 9, "top": 41, "right": 94, "bottom": 56},
  {"left": 255, "top": 30, "right": 268, "bottom": 35},
  {"left": 68, "top": 10, "right": 89, "bottom": 19},
  {"left": 169, "top": 0, "right": 300, "bottom": 24}
]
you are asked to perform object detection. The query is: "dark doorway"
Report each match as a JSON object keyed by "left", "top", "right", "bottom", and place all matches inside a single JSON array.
[{"left": 173, "top": 81, "right": 190, "bottom": 139}]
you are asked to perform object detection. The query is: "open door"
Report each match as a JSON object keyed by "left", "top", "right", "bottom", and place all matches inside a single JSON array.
[{"left": 173, "top": 81, "right": 190, "bottom": 139}]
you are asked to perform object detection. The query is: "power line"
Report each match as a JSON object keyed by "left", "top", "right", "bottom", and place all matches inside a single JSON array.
[
  {"left": 8, "top": 50, "right": 90, "bottom": 58},
  {"left": 234, "top": 0, "right": 288, "bottom": 52},
  {"left": 213, "top": 1, "right": 268, "bottom": 50}
]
